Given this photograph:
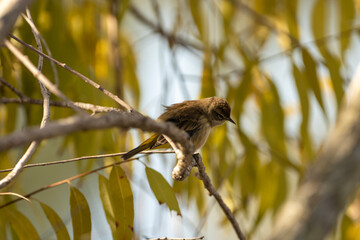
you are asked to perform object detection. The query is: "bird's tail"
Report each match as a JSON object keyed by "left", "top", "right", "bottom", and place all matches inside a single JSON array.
[{"left": 122, "top": 134, "right": 159, "bottom": 160}]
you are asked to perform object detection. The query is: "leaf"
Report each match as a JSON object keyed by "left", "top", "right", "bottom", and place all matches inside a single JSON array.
[
  {"left": 292, "top": 63, "right": 314, "bottom": 162},
  {"left": 98, "top": 174, "right": 116, "bottom": 239},
  {"left": 1, "top": 208, "right": 40, "bottom": 240},
  {"left": 200, "top": 50, "right": 216, "bottom": 98},
  {"left": 301, "top": 48, "right": 326, "bottom": 115},
  {"left": 40, "top": 202, "right": 70, "bottom": 240},
  {"left": 312, "top": 0, "right": 327, "bottom": 50},
  {"left": 108, "top": 165, "right": 134, "bottom": 240},
  {"left": 285, "top": 0, "right": 299, "bottom": 40},
  {"left": 322, "top": 48, "right": 345, "bottom": 108},
  {"left": 145, "top": 167, "right": 181, "bottom": 216},
  {"left": 339, "top": 0, "right": 355, "bottom": 58},
  {"left": 70, "top": 186, "right": 92, "bottom": 240},
  {"left": 188, "top": 0, "right": 206, "bottom": 41}
]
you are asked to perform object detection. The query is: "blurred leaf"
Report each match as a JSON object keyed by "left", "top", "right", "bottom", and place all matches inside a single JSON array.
[
  {"left": 292, "top": 63, "right": 314, "bottom": 162},
  {"left": 312, "top": 0, "right": 327, "bottom": 51},
  {"left": 1, "top": 207, "right": 40, "bottom": 240},
  {"left": 200, "top": 50, "right": 216, "bottom": 98},
  {"left": 70, "top": 186, "right": 92, "bottom": 240},
  {"left": 219, "top": 0, "right": 235, "bottom": 37},
  {"left": 40, "top": 202, "right": 70, "bottom": 240},
  {"left": 339, "top": 0, "right": 355, "bottom": 59},
  {"left": 109, "top": 165, "right": 134, "bottom": 239},
  {"left": 342, "top": 214, "right": 355, "bottom": 240},
  {"left": 0, "top": 211, "right": 5, "bottom": 240},
  {"left": 117, "top": 0, "right": 131, "bottom": 23},
  {"left": 285, "top": 0, "right": 299, "bottom": 40},
  {"left": 301, "top": 48, "right": 326, "bottom": 115},
  {"left": 322, "top": 49, "right": 344, "bottom": 108},
  {"left": 98, "top": 174, "right": 116, "bottom": 239},
  {"left": 259, "top": 76, "right": 286, "bottom": 157},
  {"left": 188, "top": 0, "right": 206, "bottom": 41},
  {"left": 145, "top": 167, "right": 181, "bottom": 216}
]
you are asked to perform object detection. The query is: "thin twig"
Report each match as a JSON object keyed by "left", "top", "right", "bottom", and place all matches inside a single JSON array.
[
  {"left": 22, "top": 11, "right": 59, "bottom": 85},
  {"left": 146, "top": 237, "right": 204, "bottom": 240},
  {"left": 194, "top": 154, "right": 246, "bottom": 240},
  {"left": 0, "top": 97, "right": 122, "bottom": 113},
  {"left": 9, "top": 34, "right": 134, "bottom": 112},
  {"left": 0, "top": 77, "right": 26, "bottom": 99},
  {"left": 0, "top": 150, "right": 175, "bottom": 173},
  {"left": 0, "top": 158, "right": 136, "bottom": 209},
  {"left": 4, "top": 39, "right": 83, "bottom": 114},
  {"left": 0, "top": 17, "right": 51, "bottom": 189}
]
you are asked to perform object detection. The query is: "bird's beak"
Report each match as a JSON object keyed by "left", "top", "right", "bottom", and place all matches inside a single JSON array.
[{"left": 228, "top": 117, "right": 236, "bottom": 125}]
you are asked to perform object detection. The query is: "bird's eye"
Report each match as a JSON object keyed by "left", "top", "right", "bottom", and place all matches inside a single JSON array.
[{"left": 216, "top": 113, "right": 224, "bottom": 120}]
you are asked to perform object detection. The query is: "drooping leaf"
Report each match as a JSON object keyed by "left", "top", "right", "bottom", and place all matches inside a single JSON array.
[
  {"left": 285, "top": 0, "right": 299, "bottom": 40},
  {"left": 108, "top": 165, "right": 134, "bottom": 240},
  {"left": 98, "top": 174, "right": 116, "bottom": 239},
  {"left": 1, "top": 207, "right": 40, "bottom": 240},
  {"left": 301, "top": 48, "right": 326, "bottom": 116},
  {"left": 69, "top": 186, "right": 92, "bottom": 240},
  {"left": 40, "top": 202, "right": 70, "bottom": 240},
  {"left": 312, "top": 0, "right": 327, "bottom": 52},
  {"left": 200, "top": 50, "right": 216, "bottom": 98},
  {"left": 339, "top": 0, "right": 355, "bottom": 59},
  {"left": 145, "top": 167, "right": 181, "bottom": 216},
  {"left": 188, "top": 0, "right": 206, "bottom": 42}
]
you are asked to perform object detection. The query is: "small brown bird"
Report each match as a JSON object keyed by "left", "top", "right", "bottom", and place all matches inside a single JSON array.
[{"left": 122, "top": 97, "right": 235, "bottom": 160}]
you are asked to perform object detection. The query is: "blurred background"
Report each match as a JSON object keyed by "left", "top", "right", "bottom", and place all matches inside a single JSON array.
[{"left": 1, "top": 0, "right": 360, "bottom": 239}]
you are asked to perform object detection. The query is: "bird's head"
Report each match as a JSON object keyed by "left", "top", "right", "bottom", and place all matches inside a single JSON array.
[{"left": 208, "top": 97, "right": 236, "bottom": 127}]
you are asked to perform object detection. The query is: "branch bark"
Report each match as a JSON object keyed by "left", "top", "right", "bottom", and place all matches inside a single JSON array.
[
  {"left": 270, "top": 64, "right": 360, "bottom": 240},
  {"left": 0, "top": 0, "right": 33, "bottom": 43}
]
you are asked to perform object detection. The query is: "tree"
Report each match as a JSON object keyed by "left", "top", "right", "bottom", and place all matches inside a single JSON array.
[{"left": 1, "top": 0, "right": 360, "bottom": 239}]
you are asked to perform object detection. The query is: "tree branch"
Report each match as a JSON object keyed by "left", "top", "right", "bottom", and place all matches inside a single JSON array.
[
  {"left": 270, "top": 64, "right": 360, "bottom": 240},
  {"left": 0, "top": 0, "right": 33, "bottom": 43},
  {"left": 0, "top": 112, "right": 195, "bottom": 180},
  {"left": 194, "top": 154, "right": 246, "bottom": 240}
]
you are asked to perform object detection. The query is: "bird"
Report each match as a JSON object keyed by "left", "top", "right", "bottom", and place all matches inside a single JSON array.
[{"left": 122, "top": 97, "right": 236, "bottom": 160}]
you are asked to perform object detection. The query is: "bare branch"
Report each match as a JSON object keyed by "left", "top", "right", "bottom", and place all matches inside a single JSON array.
[
  {"left": 0, "top": 97, "right": 122, "bottom": 113},
  {"left": 270, "top": 64, "right": 360, "bottom": 240},
  {"left": 4, "top": 39, "right": 83, "bottom": 114},
  {"left": 0, "top": 150, "right": 175, "bottom": 173},
  {"left": 0, "top": 0, "right": 33, "bottom": 43},
  {"left": 0, "top": 77, "right": 26, "bottom": 99},
  {"left": 0, "top": 112, "right": 195, "bottom": 181},
  {"left": 9, "top": 34, "right": 134, "bottom": 112},
  {"left": 0, "top": 158, "right": 136, "bottom": 209},
  {"left": 194, "top": 154, "right": 246, "bottom": 240}
]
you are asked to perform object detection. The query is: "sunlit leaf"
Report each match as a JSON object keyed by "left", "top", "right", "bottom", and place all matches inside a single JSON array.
[
  {"left": 292, "top": 63, "right": 314, "bottom": 162},
  {"left": 322, "top": 49, "right": 345, "bottom": 108},
  {"left": 145, "top": 167, "right": 181, "bottom": 216},
  {"left": 70, "top": 186, "right": 92, "bottom": 240},
  {"left": 301, "top": 48, "right": 326, "bottom": 115},
  {"left": 312, "top": 0, "right": 327, "bottom": 51},
  {"left": 98, "top": 174, "right": 116, "bottom": 239},
  {"left": 339, "top": 0, "right": 355, "bottom": 59},
  {"left": 200, "top": 50, "right": 216, "bottom": 98},
  {"left": 188, "top": 0, "right": 205, "bottom": 41},
  {"left": 109, "top": 165, "right": 134, "bottom": 240},
  {"left": 41, "top": 202, "right": 70, "bottom": 240},
  {"left": 285, "top": 0, "right": 299, "bottom": 40},
  {"left": 1, "top": 207, "right": 40, "bottom": 240}
]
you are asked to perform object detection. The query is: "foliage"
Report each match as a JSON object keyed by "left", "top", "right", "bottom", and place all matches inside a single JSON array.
[{"left": 0, "top": 0, "right": 360, "bottom": 239}]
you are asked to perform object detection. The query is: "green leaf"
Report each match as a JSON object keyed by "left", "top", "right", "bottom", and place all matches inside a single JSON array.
[
  {"left": 292, "top": 63, "right": 314, "bottom": 162},
  {"left": 109, "top": 165, "right": 134, "bottom": 240},
  {"left": 200, "top": 50, "right": 216, "bottom": 98},
  {"left": 145, "top": 167, "right": 181, "bottom": 216},
  {"left": 98, "top": 174, "right": 116, "bottom": 239},
  {"left": 70, "top": 186, "right": 92, "bottom": 240},
  {"left": 285, "top": 0, "right": 299, "bottom": 40},
  {"left": 1, "top": 208, "right": 40, "bottom": 240},
  {"left": 312, "top": 0, "right": 327, "bottom": 49},
  {"left": 301, "top": 48, "right": 326, "bottom": 115},
  {"left": 40, "top": 202, "right": 70, "bottom": 240},
  {"left": 188, "top": 0, "right": 205, "bottom": 41},
  {"left": 339, "top": 0, "right": 355, "bottom": 58},
  {"left": 322, "top": 49, "right": 344, "bottom": 108}
]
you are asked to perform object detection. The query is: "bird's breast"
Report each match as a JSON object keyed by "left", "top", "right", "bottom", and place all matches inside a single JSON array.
[{"left": 191, "top": 123, "right": 211, "bottom": 150}]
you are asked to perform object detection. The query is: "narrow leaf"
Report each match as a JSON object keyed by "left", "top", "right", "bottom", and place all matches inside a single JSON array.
[
  {"left": 109, "top": 165, "right": 134, "bottom": 240},
  {"left": 41, "top": 202, "right": 70, "bottom": 240},
  {"left": 145, "top": 167, "right": 181, "bottom": 216},
  {"left": 188, "top": 0, "right": 205, "bottom": 41},
  {"left": 301, "top": 48, "right": 326, "bottom": 115},
  {"left": 98, "top": 174, "right": 116, "bottom": 239},
  {"left": 339, "top": 0, "right": 355, "bottom": 58},
  {"left": 70, "top": 186, "right": 92, "bottom": 240},
  {"left": 312, "top": 0, "right": 326, "bottom": 48},
  {"left": 1, "top": 208, "right": 40, "bottom": 240}
]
